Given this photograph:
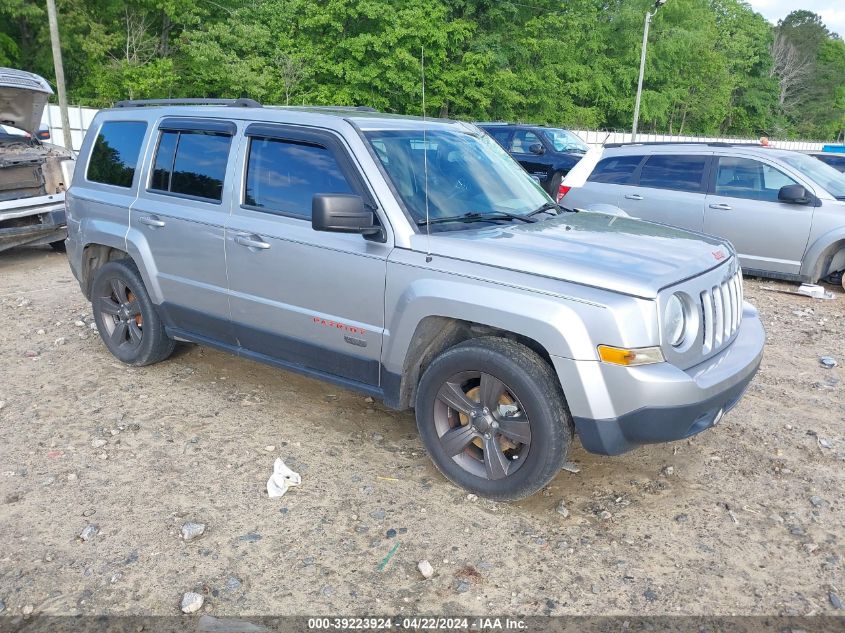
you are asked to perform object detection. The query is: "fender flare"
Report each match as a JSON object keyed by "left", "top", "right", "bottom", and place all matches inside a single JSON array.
[{"left": 800, "top": 229, "right": 845, "bottom": 281}]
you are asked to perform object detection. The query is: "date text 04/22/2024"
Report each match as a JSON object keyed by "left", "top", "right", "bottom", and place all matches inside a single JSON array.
[{"left": 307, "top": 617, "right": 527, "bottom": 630}]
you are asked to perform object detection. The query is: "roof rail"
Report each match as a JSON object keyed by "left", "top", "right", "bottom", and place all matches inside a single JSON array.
[
  {"left": 287, "top": 105, "right": 379, "bottom": 112},
  {"left": 604, "top": 141, "right": 763, "bottom": 148},
  {"left": 114, "top": 98, "right": 262, "bottom": 109}
]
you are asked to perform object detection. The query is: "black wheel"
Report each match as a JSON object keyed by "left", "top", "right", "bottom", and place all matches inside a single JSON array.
[
  {"left": 415, "top": 337, "right": 573, "bottom": 501},
  {"left": 548, "top": 171, "right": 564, "bottom": 198},
  {"left": 91, "top": 260, "right": 174, "bottom": 366},
  {"left": 50, "top": 240, "right": 66, "bottom": 252}
]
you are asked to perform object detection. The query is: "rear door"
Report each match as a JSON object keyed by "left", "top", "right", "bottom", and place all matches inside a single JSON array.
[
  {"left": 565, "top": 154, "right": 644, "bottom": 210},
  {"left": 704, "top": 154, "right": 814, "bottom": 275},
  {"left": 224, "top": 123, "right": 389, "bottom": 387},
  {"left": 615, "top": 153, "right": 710, "bottom": 231},
  {"left": 129, "top": 117, "right": 236, "bottom": 343}
]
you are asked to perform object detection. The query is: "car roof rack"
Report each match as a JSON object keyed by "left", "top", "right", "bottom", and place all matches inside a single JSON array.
[
  {"left": 604, "top": 141, "right": 764, "bottom": 148},
  {"left": 287, "top": 105, "right": 379, "bottom": 112},
  {"left": 114, "top": 98, "right": 262, "bottom": 108}
]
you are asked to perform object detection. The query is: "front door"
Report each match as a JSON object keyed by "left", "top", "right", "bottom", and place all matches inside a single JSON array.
[
  {"left": 704, "top": 155, "right": 814, "bottom": 275},
  {"left": 509, "top": 129, "right": 552, "bottom": 187},
  {"left": 129, "top": 118, "right": 236, "bottom": 343},
  {"left": 224, "top": 124, "right": 389, "bottom": 387}
]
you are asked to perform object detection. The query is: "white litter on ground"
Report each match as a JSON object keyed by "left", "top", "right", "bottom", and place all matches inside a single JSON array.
[{"left": 266, "top": 458, "right": 301, "bottom": 498}]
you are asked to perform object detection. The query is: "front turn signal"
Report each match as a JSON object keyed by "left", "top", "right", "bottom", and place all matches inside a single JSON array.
[{"left": 597, "top": 345, "right": 664, "bottom": 366}]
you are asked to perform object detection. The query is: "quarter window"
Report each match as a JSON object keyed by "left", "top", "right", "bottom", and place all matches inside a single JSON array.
[
  {"left": 639, "top": 154, "right": 707, "bottom": 192},
  {"left": 244, "top": 137, "right": 354, "bottom": 219},
  {"left": 509, "top": 130, "right": 542, "bottom": 154},
  {"left": 587, "top": 156, "right": 643, "bottom": 184},
  {"left": 86, "top": 121, "right": 147, "bottom": 188},
  {"left": 714, "top": 157, "right": 798, "bottom": 202},
  {"left": 150, "top": 129, "right": 231, "bottom": 202}
]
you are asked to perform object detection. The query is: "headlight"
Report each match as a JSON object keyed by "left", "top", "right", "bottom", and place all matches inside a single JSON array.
[{"left": 664, "top": 293, "right": 686, "bottom": 347}]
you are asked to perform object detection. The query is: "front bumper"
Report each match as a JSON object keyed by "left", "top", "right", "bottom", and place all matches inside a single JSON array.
[
  {"left": 553, "top": 302, "right": 765, "bottom": 456},
  {"left": 0, "top": 202, "right": 66, "bottom": 252}
]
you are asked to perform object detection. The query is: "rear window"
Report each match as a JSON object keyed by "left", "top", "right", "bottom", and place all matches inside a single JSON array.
[
  {"left": 150, "top": 129, "right": 231, "bottom": 202},
  {"left": 638, "top": 154, "right": 707, "bottom": 192},
  {"left": 86, "top": 121, "right": 147, "bottom": 188},
  {"left": 588, "top": 155, "right": 643, "bottom": 184}
]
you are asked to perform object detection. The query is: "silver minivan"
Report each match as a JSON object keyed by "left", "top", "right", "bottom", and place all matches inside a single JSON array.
[{"left": 562, "top": 143, "right": 845, "bottom": 286}]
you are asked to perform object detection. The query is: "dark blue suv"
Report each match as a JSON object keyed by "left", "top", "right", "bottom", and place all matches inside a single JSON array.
[{"left": 477, "top": 123, "right": 588, "bottom": 195}]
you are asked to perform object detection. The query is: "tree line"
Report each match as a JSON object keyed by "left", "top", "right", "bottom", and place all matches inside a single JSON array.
[{"left": 1, "top": 0, "right": 843, "bottom": 140}]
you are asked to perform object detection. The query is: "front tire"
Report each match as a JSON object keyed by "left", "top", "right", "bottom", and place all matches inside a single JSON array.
[
  {"left": 91, "top": 260, "right": 174, "bottom": 366},
  {"left": 415, "top": 337, "right": 573, "bottom": 501}
]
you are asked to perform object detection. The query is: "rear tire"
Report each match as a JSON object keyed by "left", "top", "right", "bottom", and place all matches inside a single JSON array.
[
  {"left": 415, "top": 337, "right": 573, "bottom": 501},
  {"left": 91, "top": 260, "right": 174, "bottom": 366},
  {"left": 49, "top": 240, "right": 66, "bottom": 253}
]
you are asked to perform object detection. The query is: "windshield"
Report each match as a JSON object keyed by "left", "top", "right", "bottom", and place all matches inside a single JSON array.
[
  {"left": 542, "top": 129, "right": 589, "bottom": 153},
  {"left": 364, "top": 129, "right": 552, "bottom": 228},
  {"left": 781, "top": 152, "right": 845, "bottom": 199}
]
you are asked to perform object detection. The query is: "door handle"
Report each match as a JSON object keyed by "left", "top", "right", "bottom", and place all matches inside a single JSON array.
[
  {"left": 708, "top": 203, "right": 732, "bottom": 210},
  {"left": 235, "top": 234, "right": 271, "bottom": 250},
  {"left": 138, "top": 215, "right": 166, "bottom": 228},
  {"left": 624, "top": 194, "right": 643, "bottom": 200}
]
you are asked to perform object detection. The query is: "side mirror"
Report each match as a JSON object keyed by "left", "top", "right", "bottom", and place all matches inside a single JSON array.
[
  {"left": 37, "top": 129, "right": 51, "bottom": 140},
  {"left": 312, "top": 194, "right": 380, "bottom": 235},
  {"left": 778, "top": 184, "right": 810, "bottom": 204},
  {"left": 528, "top": 142, "right": 545, "bottom": 155}
]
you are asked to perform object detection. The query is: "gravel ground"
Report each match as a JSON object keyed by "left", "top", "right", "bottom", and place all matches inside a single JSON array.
[{"left": 0, "top": 246, "right": 843, "bottom": 619}]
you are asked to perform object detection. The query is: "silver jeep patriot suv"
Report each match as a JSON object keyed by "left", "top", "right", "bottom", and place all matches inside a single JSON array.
[{"left": 65, "top": 99, "right": 765, "bottom": 500}]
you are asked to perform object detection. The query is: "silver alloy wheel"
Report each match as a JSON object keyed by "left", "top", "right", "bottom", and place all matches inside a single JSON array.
[{"left": 432, "top": 370, "right": 532, "bottom": 480}]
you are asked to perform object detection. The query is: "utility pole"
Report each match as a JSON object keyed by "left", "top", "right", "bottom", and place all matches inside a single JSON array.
[
  {"left": 45, "top": 0, "right": 73, "bottom": 151},
  {"left": 632, "top": 0, "right": 667, "bottom": 142}
]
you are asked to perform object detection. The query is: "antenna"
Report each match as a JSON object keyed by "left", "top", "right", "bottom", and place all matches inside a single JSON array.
[{"left": 421, "top": 46, "right": 432, "bottom": 263}]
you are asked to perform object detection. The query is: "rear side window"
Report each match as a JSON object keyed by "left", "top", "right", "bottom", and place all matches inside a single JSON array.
[
  {"left": 588, "top": 155, "right": 643, "bottom": 184},
  {"left": 486, "top": 129, "right": 511, "bottom": 148},
  {"left": 86, "top": 121, "right": 147, "bottom": 188},
  {"left": 639, "top": 154, "right": 707, "bottom": 192},
  {"left": 150, "top": 129, "right": 231, "bottom": 202},
  {"left": 244, "top": 137, "right": 354, "bottom": 219}
]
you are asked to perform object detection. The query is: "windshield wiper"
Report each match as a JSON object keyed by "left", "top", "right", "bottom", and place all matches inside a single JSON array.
[
  {"left": 526, "top": 202, "right": 564, "bottom": 218},
  {"left": 416, "top": 211, "right": 536, "bottom": 227}
]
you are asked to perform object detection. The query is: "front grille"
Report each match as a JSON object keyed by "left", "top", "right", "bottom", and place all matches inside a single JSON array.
[{"left": 700, "top": 270, "right": 743, "bottom": 355}]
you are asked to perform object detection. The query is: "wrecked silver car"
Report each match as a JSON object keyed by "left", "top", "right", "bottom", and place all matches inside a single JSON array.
[{"left": 1, "top": 67, "right": 74, "bottom": 252}]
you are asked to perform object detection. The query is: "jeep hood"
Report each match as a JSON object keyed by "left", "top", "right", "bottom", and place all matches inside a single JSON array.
[
  {"left": 416, "top": 212, "right": 732, "bottom": 299},
  {"left": 0, "top": 68, "right": 52, "bottom": 135}
]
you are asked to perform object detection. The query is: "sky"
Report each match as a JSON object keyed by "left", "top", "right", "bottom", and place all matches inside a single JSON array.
[{"left": 746, "top": 0, "right": 845, "bottom": 39}]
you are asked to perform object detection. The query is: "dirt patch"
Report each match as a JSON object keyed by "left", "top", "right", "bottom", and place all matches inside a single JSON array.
[{"left": 0, "top": 246, "right": 843, "bottom": 617}]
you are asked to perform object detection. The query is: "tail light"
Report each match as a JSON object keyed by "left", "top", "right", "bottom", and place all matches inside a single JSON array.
[{"left": 556, "top": 184, "right": 571, "bottom": 202}]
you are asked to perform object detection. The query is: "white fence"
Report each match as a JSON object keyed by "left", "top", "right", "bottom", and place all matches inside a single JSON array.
[{"left": 40, "top": 104, "right": 828, "bottom": 153}]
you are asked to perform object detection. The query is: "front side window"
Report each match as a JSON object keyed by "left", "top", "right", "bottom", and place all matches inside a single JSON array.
[
  {"left": 363, "top": 129, "right": 550, "bottom": 229},
  {"left": 150, "top": 129, "right": 231, "bottom": 202},
  {"left": 509, "top": 130, "right": 542, "bottom": 154},
  {"left": 244, "top": 137, "right": 353, "bottom": 219},
  {"left": 780, "top": 152, "right": 845, "bottom": 199},
  {"left": 87, "top": 120, "right": 147, "bottom": 188},
  {"left": 714, "top": 157, "right": 798, "bottom": 202},
  {"left": 588, "top": 155, "right": 643, "bottom": 184},
  {"left": 639, "top": 154, "right": 707, "bottom": 192}
]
